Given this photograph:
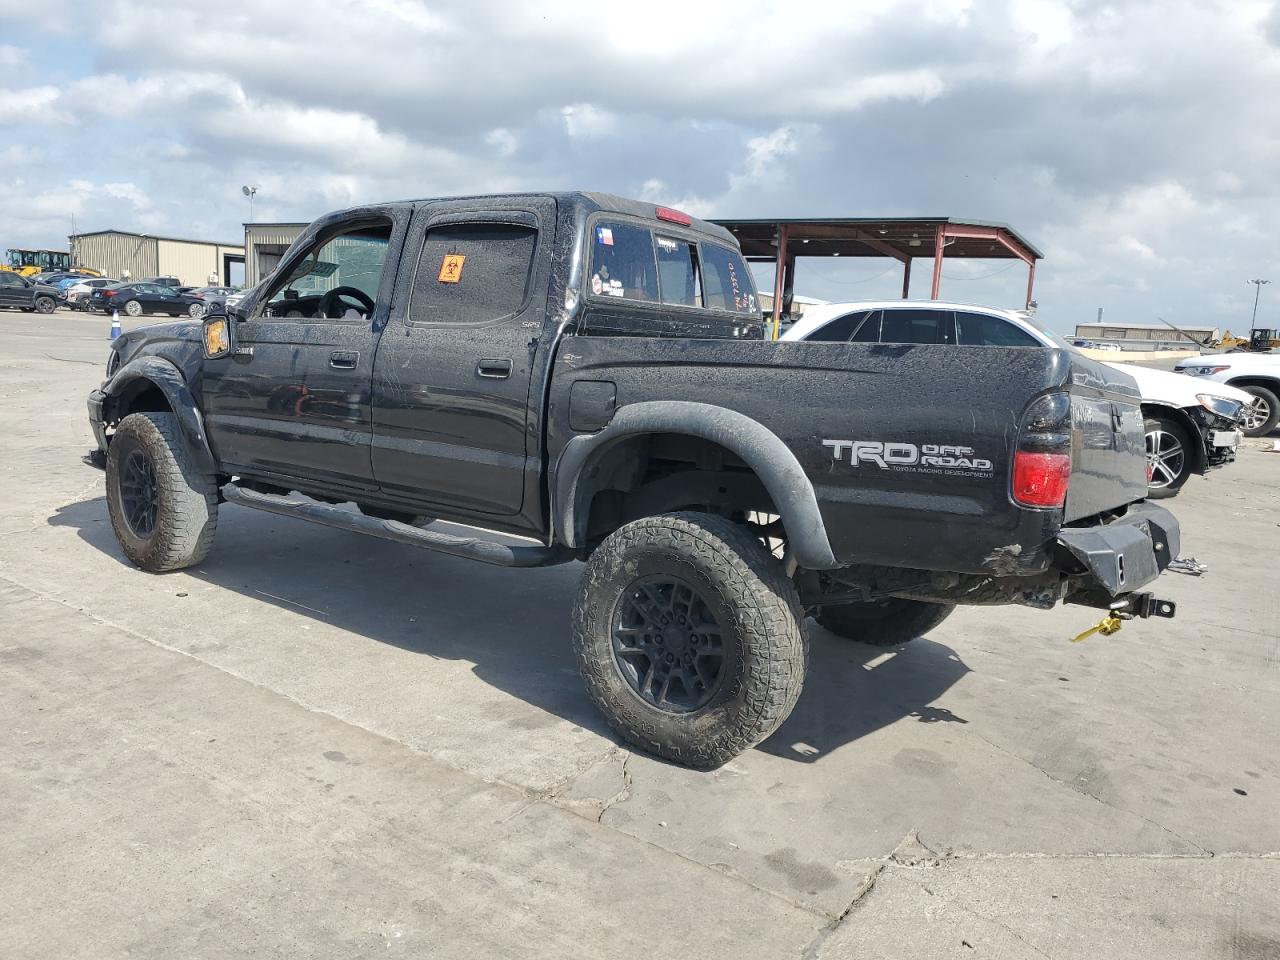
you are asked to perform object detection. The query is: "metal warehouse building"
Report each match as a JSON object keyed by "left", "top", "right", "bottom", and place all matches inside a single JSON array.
[
  {"left": 245, "top": 223, "right": 305, "bottom": 288},
  {"left": 1074, "top": 321, "right": 1219, "bottom": 348},
  {"left": 69, "top": 231, "right": 245, "bottom": 287}
]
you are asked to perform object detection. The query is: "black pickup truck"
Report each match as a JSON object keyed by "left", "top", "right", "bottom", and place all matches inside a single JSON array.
[{"left": 88, "top": 192, "right": 1179, "bottom": 768}]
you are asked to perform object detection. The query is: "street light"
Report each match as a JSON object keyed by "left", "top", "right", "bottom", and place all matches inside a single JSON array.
[
  {"left": 241, "top": 185, "right": 259, "bottom": 222},
  {"left": 1248, "top": 278, "right": 1270, "bottom": 332}
]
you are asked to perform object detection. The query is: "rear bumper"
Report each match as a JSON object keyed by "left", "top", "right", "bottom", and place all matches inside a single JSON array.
[{"left": 1056, "top": 502, "right": 1179, "bottom": 597}]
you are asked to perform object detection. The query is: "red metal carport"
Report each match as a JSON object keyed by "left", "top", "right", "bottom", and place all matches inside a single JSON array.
[{"left": 712, "top": 217, "right": 1043, "bottom": 339}]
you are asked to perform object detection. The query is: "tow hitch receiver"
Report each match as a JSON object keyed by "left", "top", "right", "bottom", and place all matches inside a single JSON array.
[{"left": 1069, "top": 592, "right": 1176, "bottom": 643}]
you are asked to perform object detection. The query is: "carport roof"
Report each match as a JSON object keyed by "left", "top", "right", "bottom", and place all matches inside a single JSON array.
[{"left": 712, "top": 216, "right": 1043, "bottom": 262}]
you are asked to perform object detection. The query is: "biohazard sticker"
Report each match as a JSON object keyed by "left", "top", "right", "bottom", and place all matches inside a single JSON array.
[{"left": 438, "top": 254, "right": 466, "bottom": 283}]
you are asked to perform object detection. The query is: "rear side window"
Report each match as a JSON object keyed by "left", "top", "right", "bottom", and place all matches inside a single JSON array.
[
  {"left": 880, "top": 309, "right": 955, "bottom": 345},
  {"left": 655, "top": 235, "right": 701, "bottom": 307},
  {"left": 700, "top": 243, "right": 757, "bottom": 314},
  {"left": 806, "top": 310, "right": 872, "bottom": 342},
  {"left": 412, "top": 222, "right": 537, "bottom": 324},
  {"left": 590, "top": 221, "right": 658, "bottom": 302},
  {"left": 955, "top": 311, "right": 1039, "bottom": 347}
]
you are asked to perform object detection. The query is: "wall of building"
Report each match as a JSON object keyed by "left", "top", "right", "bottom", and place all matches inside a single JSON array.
[
  {"left": 1074, "top": 323, "right": 1219, "bottom": 343},
  {"left": 156, "top": 240, "right": 245, "bottom": 287},
  {"left": 245, "top": 224, "right": 305, "bottom": 287},
  {"left": 71, "top": 232, "right": 158, "bottom": 281},
  {"left": 72, "top": 233, "right": 244, "bottom": 286}
]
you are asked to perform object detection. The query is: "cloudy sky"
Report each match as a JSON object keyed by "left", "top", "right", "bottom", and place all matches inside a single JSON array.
[{"left": 1, "top": 0, "right": 1278, "bottom": 333}]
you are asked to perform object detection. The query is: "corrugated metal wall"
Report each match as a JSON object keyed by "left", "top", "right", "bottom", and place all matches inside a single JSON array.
[
  {"left": 72, "top": 233, "right": 158, "bottom": 282},
  {"left": 72, "top": 233, "right": 244, "bottom": 286},
  {"left": 245, "top": 224, "right": 305, "bottom": 287}
]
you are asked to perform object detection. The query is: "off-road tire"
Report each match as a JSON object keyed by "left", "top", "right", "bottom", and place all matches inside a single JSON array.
[
  {"left": 34, "top": 295, "right": 56, "bottom": 314},
  {"left": 816, "top": 597, "right": 955, "bottom": 647},
  {"left": 106, "top": 412, "right": 218, "bottom": 571},
  {"left": 1240, "top": 385, "right": 1280, "bottom": 437},
  {"left": 573, "top": 511, "right": 807, "bottom": 769},
  {"left": 1143, "top": 414, "right": 1191, "bottom": 499},
  {"left": 123, "top": 299, "right": 143, "bottom": 317}
]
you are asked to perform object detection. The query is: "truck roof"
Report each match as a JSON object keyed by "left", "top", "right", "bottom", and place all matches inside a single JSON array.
[{"left": 382, "top": 191, "right": 736, "bottom": 244}]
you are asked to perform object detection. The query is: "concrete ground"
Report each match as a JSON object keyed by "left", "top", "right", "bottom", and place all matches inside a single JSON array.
[{"left": 2, "top": 309, "right": 1277, "bottom": 959}]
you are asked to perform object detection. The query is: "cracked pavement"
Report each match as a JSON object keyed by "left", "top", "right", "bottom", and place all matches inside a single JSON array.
[{"left": 2, "top": 311, "right": 1278, "bottom": 958}]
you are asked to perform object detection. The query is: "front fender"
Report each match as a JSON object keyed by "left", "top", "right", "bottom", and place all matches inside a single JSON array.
[
  {"left": 552, "top": 400, "right": 839, "bottom": 570},
  {"left": 98, "top": 356, "right": 217, "bottom": 475}
]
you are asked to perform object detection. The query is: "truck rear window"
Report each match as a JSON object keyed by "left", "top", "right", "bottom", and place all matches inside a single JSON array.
[{"left": 590, "top": 219, "right": 756, "bottom": 315}]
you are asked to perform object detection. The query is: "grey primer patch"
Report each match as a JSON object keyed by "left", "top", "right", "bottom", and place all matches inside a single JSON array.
[
  {"left": 322, "top": 751, "right": 348, "bottom": 763},
  {"left": 983, "top": 543, "right": 1024, "bottom": 575}
]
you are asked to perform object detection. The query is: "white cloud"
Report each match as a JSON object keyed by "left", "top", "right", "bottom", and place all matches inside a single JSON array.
[{"left": 561, "top": 103, "right": 618, "bottom": 140}]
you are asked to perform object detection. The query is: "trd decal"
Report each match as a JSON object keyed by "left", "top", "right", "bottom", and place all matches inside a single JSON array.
[{"left": 823, "top": 440, "right": 994, "bottom": 477}]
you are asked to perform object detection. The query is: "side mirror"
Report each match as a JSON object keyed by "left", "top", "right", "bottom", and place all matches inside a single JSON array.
[{"left": 202, "top": 312, "right": 236, "bottom": 360}]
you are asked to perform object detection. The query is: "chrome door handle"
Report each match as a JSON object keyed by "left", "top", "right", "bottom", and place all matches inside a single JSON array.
[{"left": 330, "top": 350, "right": 359, "bottom": 369}]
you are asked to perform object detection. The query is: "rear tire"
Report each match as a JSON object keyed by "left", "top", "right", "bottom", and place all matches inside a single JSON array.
[
  {"left": 1143, "top": 414, "right": 1192, "bottom": 499},
  {"left": 1240, "top": 385, "right": 1280, "bottom": 437},
  {"left": 816, "top": 597, "right": 955, "bottom": 647},
  {"left": 573, "top": 512, "right": 807, "bottom": 769},
  {"left": 106, "top": 412, "right": 218, "bottom": 571}
]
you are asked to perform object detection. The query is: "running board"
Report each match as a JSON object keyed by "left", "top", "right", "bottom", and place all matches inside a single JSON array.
[{"left": 222, "top": 483, "right": 576, "bottom": 568}]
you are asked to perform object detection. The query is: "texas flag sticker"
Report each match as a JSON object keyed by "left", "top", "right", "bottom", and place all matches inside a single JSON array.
[{"left": 596, "top": 226, "right": 614, "bottom": 246}]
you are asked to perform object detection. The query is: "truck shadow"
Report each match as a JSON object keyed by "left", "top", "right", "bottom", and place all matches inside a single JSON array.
[{"left": 50, "top": 496, "right": 969, "bottom": 765}]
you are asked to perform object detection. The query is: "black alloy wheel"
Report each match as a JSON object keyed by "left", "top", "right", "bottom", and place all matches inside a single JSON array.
[
  {"left": 612, "top": 575, "right": 726, "bottom": 713},
  {"left": 118, "top": 448, "right": 160, "bottom": 537}
]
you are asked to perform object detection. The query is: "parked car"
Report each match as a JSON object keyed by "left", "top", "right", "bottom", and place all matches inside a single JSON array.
[
  {"left": 88, "top": 193, "right": 1180, "bottom": 769},
  {"left": 188, "top": 286, "right": 241, "bottom": 313},
  {"left": 139, "top": 276, "right": 182, "bottom": 289},
  {"left": 1175, "top": 353, "right": 1280, "bottom": 436},
  {"left": 87, "top": 282, "right": 205, "bottom": 318},
  {"left": 782, "top": 301, "right": 1246, "bottom": 498},
  {"left": 223, "top": 286, "right": 253, "bottom": 311},
  {"left": 1105, "top": 362, "right": 1247, "bottom": 498},
  {"left": 0, "top": 271, "right": 62, "bottom": 313},
  {"left": 65, "top": 277, "right": 119, "bottom": 308}
]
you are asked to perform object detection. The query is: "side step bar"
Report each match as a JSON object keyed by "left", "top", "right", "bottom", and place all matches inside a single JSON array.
[{"left": 222, "top": 483, "right": 576, "bottom": 568}]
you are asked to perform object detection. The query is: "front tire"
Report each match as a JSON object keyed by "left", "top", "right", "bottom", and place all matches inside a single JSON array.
[
  {"left": 1240, "top": 385, "right": 1280, "bottom": 437},
  {"left": 573, "top": 512, "right": 807, "bottom": 769},
  {"left": 106, "top": 412, "right": 218, "bottom": 571},
  {"left": 1143, "top": 414, "right": 1192, "bottom": 498},
  {"left": 188, "top": 302, "right": 204, "bottom": 319},
  {"left": 34, "top": 296, "right": 55, "bottom": 314},
  {"left": 123, "top": 299, "right": 143, "bottom": 317},
  {"left": 816, "top": 597, "right": 955, "bottom": 647}
]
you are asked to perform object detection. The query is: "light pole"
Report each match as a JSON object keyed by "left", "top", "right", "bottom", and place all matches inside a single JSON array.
[
  {"left": 1248, "top": 278, "right": 1270, "bottom": 332},
  {"left": 241, "top": 185, "right": 258, "bottom": 223}
]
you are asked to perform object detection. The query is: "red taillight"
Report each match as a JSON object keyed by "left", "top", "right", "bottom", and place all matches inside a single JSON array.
[
  {"left": 1013, "top": 392, "right": 1072, "bottom": 508},
  {"left": 103, "top": 290, "right": 116, "bottom": 296},
  {"left": 1012, "top": 451, "right": 1072, "bottom": 508},
  {"left": 656, "top": 206, "right": 692, "bottom": 226}
]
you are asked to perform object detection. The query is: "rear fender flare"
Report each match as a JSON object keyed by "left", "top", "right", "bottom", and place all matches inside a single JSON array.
[
  {"left": 102, "top": 356, "right": 217, "bottom": 475},
  {"left": 553, "top": 400, "right": 838, "bottom": 570}
]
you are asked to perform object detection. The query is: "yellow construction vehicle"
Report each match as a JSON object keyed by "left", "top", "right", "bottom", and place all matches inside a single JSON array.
[
  {"left": 1219, "top": 329, "right": 1280, "bottom": 352},
  {"left": 2, "top": 248, "right": 100, "bottom": 277}
]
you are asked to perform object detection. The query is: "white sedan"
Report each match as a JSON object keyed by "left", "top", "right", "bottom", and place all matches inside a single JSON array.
[{"left": 783, "top": 300, "right": 1249, "bottom": 498}]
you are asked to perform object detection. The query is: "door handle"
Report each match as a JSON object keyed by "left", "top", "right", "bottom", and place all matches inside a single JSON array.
[
  {"left": 477, "top": 358, "right": 513, "bottom": 379},
  {"left": 329, "top": 350, "right": 359, "bottom": 369}
]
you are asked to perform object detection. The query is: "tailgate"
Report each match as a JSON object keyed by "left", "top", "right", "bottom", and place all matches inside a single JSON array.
[{"left": 1063, "top": 357, "right": 1148, "bottom": 522}]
